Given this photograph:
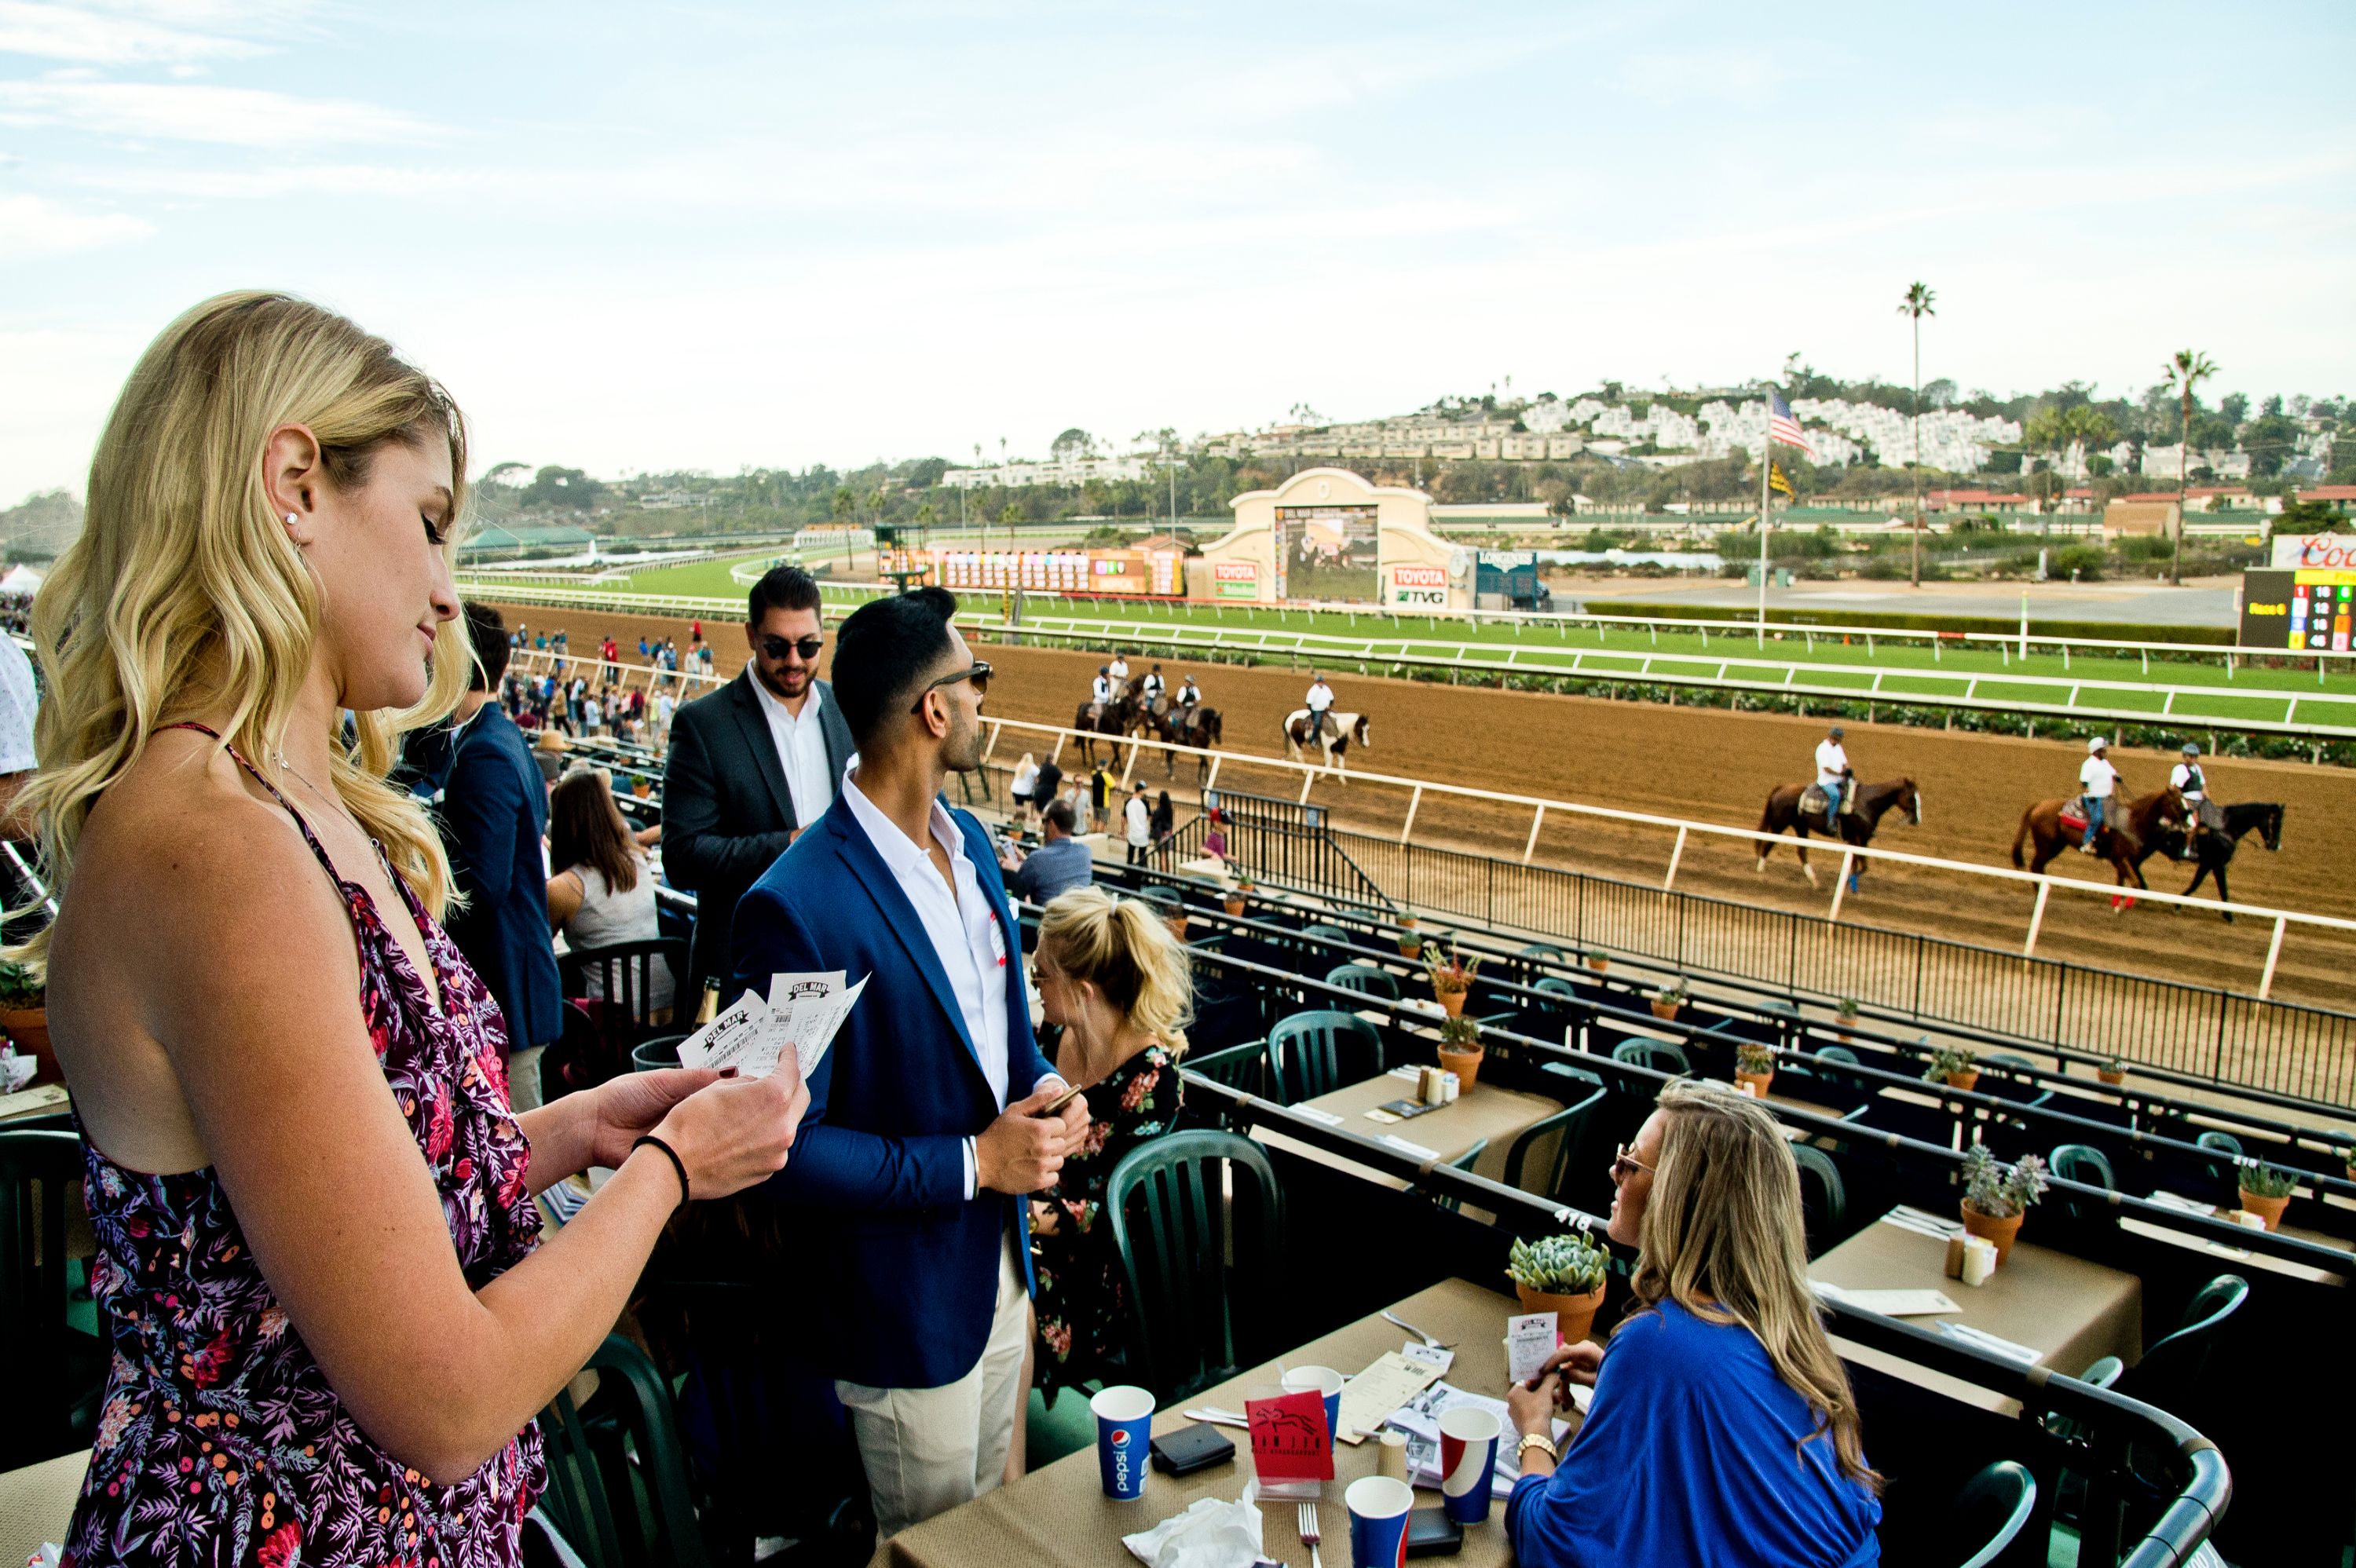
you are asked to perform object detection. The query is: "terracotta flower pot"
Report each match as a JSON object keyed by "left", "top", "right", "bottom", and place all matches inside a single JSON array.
[
  {"left": 1438, "top": 1045, "right": 1483, "bottom": 1092},
  {"left": 1434, "top": 987, "right": 1468, "bottom": 1019},
  {"left": 1398, "top": 938, "right": 1423, "bottom": 958},
  {"left": 1223, "top": 897, "right": 1247, "bottom": 917},
  {"left": 1736, "top": 1069, "right": 1773, "bottom": 1098},
  {"left": 1586, "top": 957, "right": 1608, "bottom": 974},
  {"left": 1960, "top": 1202, "right": 2024, "bottom": 1264},
  {"left": 2098, "top": 1069, "right": 2126, "bottom": 1086},
  {"left": 1944, "top": 1069, "right": 1981, "bottom": 1092},
  {"left": 2237, "top": 1188, "right": 2291, "bottom": 1231},
  {"left": 1166, "top": 914, "right": 1189, "bottom": 941},
  {"left": 1516, "top": 1281, "right": 1606, "bottom": 1347}
]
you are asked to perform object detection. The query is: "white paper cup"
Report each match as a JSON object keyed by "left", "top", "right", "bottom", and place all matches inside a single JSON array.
[{"left": 1282, "top": 1364, "right": 1345, "bottom": 1442}]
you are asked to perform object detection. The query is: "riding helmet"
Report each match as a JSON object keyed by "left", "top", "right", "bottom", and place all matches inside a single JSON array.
[
  {"left": 2182, "top": 742, "right": 2200, "bottom": 756},
  {"left": 2087, "top": 736, "right": 2107, "bottom": 752}
]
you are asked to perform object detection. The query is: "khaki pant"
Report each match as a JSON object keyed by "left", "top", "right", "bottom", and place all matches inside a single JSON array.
[{"left": 836, "top": 1233, "right": 1030, "bottom": 1541}]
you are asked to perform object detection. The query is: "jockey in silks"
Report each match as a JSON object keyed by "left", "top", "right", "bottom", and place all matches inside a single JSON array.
[
  {"left": 1305, "top": 671, "right": 1336, "bottom": 744},
  {"left": 2169, "top": 742, "right": 2210, "bottom": 860},
  {"left": 2079, "top": 736, "right": 2119, "bottom": 855},
  {"left": 1141, "top": 663, "right": 1167, "bottom": 711},
  {"left": 1813, "top": 724, "right": 1852, "bottom": 832}
]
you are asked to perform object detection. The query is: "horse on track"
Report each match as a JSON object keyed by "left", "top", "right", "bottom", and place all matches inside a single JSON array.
[
  {"left": 1136, "top": 704, "right": 1224, "bottom": 781},
  {"left": 1282, "top": 710, "right": 1371, "bottom": 776},
  {"left": 2130, "top": 800, "right": 2285, "bottom": 923},
  {"left": 1070, "top": 678, "right": 1136, "bottom": 766},
  {"left": 2009, "top": 787, "right": 2186, "bottom": 905},
  {"left": 1754, "top": 777, "right": 1922, "bottom": 890}
]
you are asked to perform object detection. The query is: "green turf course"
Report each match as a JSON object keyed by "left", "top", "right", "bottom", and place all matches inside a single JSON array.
[{"left": 581, "top": 558, "right": 2356, "bottom": 714}]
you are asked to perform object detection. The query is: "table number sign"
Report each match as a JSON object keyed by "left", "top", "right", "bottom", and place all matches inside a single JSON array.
[{"left": 1244, "top": 1389, "right": 1334, "bottom": 1486}]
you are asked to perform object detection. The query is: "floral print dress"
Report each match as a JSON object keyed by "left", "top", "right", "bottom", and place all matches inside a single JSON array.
[
  {"left": 65, "top": 729, "right": 547, "bottom": 1568},
  {"left": 1030, "top": 1043, "right": 1182, "bottom": 1396}
]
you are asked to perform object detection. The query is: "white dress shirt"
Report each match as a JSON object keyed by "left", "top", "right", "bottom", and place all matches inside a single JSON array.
[
  {"left": 840, "top": 772, "right": 1058, "bottom": 1198},
  {"left": 2080, "top": 756, "right": 2119, "bottom": 799},
  {"left": 1814, "top": 740, "right": 1848, "bottom": 785},
  {"left": 751, "top": 675, "right": 840, "bottom": 828}
]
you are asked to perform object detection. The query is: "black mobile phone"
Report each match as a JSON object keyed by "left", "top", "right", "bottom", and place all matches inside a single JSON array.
[
  {"left": 1405, "top": 1508, "right": 1464, "bottom": 1556},
  {"left": 1147, "top": 1423, "right": 1235, "bottom": 1477}
]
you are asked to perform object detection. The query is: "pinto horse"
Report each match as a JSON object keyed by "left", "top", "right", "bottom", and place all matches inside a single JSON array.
[
  {"left": 1754, "top": 777, "right": 1922, "bottom": 890},
  {"left": 1282, "top": 710, "right": 1371, "bottom": 776},
  {"left": 2010, "top": 787, "right": 2186, "bottom": 904},
  {"left": 2132, "top": 800, "right": 2285, "bottom": 923}
]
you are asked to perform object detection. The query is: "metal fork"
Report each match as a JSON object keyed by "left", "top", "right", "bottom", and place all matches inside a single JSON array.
[
  {"left": 1297, "top": 1500, "right": 1323, "bottom": 1568},
  {"left": 1383, "top": 1309, "right": 1457, "bottom": 1349}
]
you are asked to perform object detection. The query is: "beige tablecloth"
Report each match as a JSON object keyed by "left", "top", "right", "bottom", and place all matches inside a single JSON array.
[
  {"left": 881, "top": 1278, "right": 1536, "bottom": 1568},
  {"left": 1254, "top": 1073, "right": 1563, "bottom": 1190},
  {"left": 0, "top": 1451, "right": 86, "bottom": 1567},
  {"left": 1813, "top": 1212, "right": 2144, "bottom": 1381}
]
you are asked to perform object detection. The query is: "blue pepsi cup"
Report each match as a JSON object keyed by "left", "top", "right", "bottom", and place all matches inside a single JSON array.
[
  {"left": 1346, "top": 1475, "right": 1415, "bottom": 1567},
  {"left": 1437, "top": 1405, "right": 1501, "bottom": 1524},
  {"left": 1281, "top": 1365, "right": 1345, "bottom": 1445},
  {"left": 1091, "top": 1385, "right": 1154, "bottom": 1500}
]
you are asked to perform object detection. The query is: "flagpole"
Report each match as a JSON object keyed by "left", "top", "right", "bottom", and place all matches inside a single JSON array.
[{"left": 1758, "top": 382, "right": 1772, "bottom": 645}]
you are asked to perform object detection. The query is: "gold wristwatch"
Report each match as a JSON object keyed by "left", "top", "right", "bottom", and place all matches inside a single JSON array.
[{"left": 1516, "top": 1431, "right": 1560, "bottom": 1465}]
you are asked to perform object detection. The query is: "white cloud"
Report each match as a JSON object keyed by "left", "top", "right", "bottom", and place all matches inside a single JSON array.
[
  {"left": 0, "top": 78, "right": 434, "bottom": 144},
  {"left": 0, "top": 0, "right": 264, "bottom": 63},
  {"left": 0, "top": 190, "right": 149, "bottom": 256}
]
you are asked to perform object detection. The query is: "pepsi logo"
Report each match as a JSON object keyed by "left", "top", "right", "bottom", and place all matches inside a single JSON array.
[{"left": 1109, "top": 1429, "right": 1131, "bottom": 1448}]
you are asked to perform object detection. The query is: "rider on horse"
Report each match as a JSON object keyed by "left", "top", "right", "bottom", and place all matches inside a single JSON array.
[
  {"left": 1141, "top": 663, "right": 1167, "bottom": 712},
  {"left": 1813, "top": 724, "right": 1852, "bottom": 832},
  {"left": 2169, "top": 742, "right": 2215, "bottom": 860},
  {"left": 1305, "top": 671, "right": 1336, "bottom": 744},
  {"left": 1177, "top": 673, "right": 1201, "bottom": 711},
  {"left": 1107, "top": 652, "right": 1130, "bottom": 688},
  {"left": 2078, "top": 736, "right": 2119, "bottom": 855},
  {"left": 1089, "top": 664, "right": 1113, "bottom": 722}
]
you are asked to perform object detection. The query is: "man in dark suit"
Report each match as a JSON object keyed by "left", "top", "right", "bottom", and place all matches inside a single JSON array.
[
  {"left": 730, "top": 587, "right": 1088, "bottom": 1540},
  {"left": 441, "top": 601, "right": 562, "bottom": 1098},
  {"left": 663, "top": 565, "right": 855, "bottom": 994}
]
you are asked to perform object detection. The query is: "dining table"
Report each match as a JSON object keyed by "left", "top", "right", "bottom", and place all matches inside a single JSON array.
[{"left": 1251, "top": 1065, "right": 1564, "bottom": 1190}]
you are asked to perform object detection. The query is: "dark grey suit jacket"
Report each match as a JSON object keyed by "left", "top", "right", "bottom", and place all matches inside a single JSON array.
[{"left": 661, "top": 668, "right": 855, "bottom": 989}]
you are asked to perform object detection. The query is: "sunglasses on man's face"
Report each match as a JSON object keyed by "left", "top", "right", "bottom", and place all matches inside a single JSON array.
[
  {"left": 911, "top": 660, "right": 992, "bottom": 715},
  {"left": 758, "top": 635, "right": 825, "bottom": 663}
]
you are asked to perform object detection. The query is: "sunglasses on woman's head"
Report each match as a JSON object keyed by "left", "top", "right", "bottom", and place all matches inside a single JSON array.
[
  {"left": 910, "top": 660, "right": 992, "bottom": 714},
  {"left": 1611, "top": 1142, "right": 1655, "bottom": 1180},
  {"left": 758, "top": 635, "right": 825, "bottom": 662}
]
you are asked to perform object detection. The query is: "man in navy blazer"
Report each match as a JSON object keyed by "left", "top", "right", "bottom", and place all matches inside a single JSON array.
[
  {"left": 441, "top": 602, "right": 562, "bottom": 1085},
  {"left": 730, "top": 587, "right": 1087, "bottom": 1541}
]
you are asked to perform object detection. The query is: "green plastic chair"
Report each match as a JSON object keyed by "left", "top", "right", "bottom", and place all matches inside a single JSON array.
[
  {"left": 1503, "top": 1065, "right": 1608, "bottom": 1198},
  {"left": 1533, "top": 975, "right": 1582, "bottom": 1004},
  {"left": 1180, "top": 1040, "right": 1268, "bottom": 1099},
  {"left": 2129, "top": 1274, "right": 2248, "bottom": 1393},
  {"left": 1790, "top": 1145, "right": 1848, "bottom": 1251},
  {"left": 1612, "top": 1036, "right": 1692, "bottom": 1076},
  {"left": 1946, "top": 1460, "right": 2038, "bottom": 1568},
  {"left": 2193, "top": 1131, "right": 2244, "bottom": 1189},
  {"left": 1519, "top": 942, "right": 1568, "bottom": 966},
  {"left": 1107, "top": 1130, "right": 1288, "bottom": 1404},
  {"left": 2049, "top": 1142, "right": 2117, "bottom": 1225},
  {"left": 1300, "top": 923, "right": 1355, "bottom": 947},
  {"left": 1814, "top": 1044, "right": 1860, "bottom": 1065},
  {"left": 0, "top": 1128, "right": 105, "bottom": 1471},
  {"left": 536, "top": 1334, "right": 711, "bottom": 1568},
  {"left": 1425, "top": 1139, "right": 1490, "bottom": 1215},
  {"left": 1324, "top": 962, "right": 1401, "bottom": 1003},
  {"left": 1264, "top": 1010, "right": 1384, "bottom": 1103}
]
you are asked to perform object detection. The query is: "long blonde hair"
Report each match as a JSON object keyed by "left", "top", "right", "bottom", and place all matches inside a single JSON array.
[
  {"left": 1626, "top": 1080, "right": 1880, "bottom": 1492},
  {"left": 1034, "top": 887, "right": 1192, "bottom": 1056},
  {"left": 16, "top": 291, "right": 474, "bottom": 967}
]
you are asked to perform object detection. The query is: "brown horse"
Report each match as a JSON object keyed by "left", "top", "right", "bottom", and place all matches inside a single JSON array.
[
  {"left": 1754, "top": 777, "right": 1921, "bottom": 890},
  {"left": 2010, "top": 787, "right": 2186, "bottom": 903},
  {"left": 1070, "top": 680, "right": 1136, "bottom": 766},
  {"left": 1140, "top": 704, "right": 1224, "bottom": 780}
]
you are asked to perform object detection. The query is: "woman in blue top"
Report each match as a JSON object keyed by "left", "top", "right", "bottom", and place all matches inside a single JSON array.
[{"left": 1505, "top": 1080, "right": 1883, "bottom": 1567}]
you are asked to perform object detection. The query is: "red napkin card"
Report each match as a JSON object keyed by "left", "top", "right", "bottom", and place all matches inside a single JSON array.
[{"left": 1245, "top": 1390, "right": 1334, "bottom": 1482}]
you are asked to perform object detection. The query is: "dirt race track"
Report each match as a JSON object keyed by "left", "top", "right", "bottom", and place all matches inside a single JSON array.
[{"left": 503, "top": 605, "right": 2356, "bottom": 1013}]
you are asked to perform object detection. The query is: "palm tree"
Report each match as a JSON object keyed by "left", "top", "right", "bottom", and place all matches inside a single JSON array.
[
  {"left": 2160, "top": 349, "right": 2217, "bottom": 585},
  {"left": 1897, "top": 282, "right": 1937, "bottom": 586}
]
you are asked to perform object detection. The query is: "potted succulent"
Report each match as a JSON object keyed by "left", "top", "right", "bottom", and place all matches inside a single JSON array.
[
  {"left": 1959, "top": 1144, "right": 2048, "bottom": 1264},
  {"left": 1395, "top": 913, "right": 1423, "bottom": 958},
  {"left": 0, "top": 961, "right": 51, "bottom": 1084},
  {"left": 1834, "top": 996, "right": 1861, "bottom": 1041},
  {"left": 1922, "top": 1045, "right": 1980, "bottom": 1092},
  {"left": 1585, "top": 949, "right": 1610, "bottom": 974},
  {"left": 1424, "top": 939, "right": 1480, "bottom": 1021},
  {"left": 1507, "top": 1234, "right": 1610, "bottom": 1346},
  {"left": 1436, "top": 1014, "right": 1485, "bottom": 1093},
  {"left": 1734, "top": 1040, "right": 1776, "bottom": 1098},
  {"left": 2097, "top": 1057, "right": 2127, "bottom": 1087},
  {"left": 1221, "top": 875, "right": 1252, "bottom": 919},
  {"left": 1648, "top": 979, "right": 1689, "bottom": 1022},
  {"left": 2236, "top": 1161, "right": 2298, "bottom": 1231}
]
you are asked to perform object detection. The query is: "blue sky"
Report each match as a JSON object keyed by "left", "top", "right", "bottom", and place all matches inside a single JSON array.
[{"left": 4, "top": 1, "right": 2352, "bottom": 501}]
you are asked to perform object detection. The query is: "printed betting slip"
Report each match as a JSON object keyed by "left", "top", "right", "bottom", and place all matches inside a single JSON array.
[{"left": 675, "top": 970, "right": 869, "bottom": 1081}]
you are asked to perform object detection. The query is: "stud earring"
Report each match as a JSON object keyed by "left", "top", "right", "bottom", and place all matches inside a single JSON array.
[{"left": 285, "top": 513, "right": 298, "bottom": 526}]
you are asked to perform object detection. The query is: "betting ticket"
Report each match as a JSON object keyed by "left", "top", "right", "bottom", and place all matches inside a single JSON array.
[{"left": 674, "top": 970, "right": 869, "bottom": 1081}]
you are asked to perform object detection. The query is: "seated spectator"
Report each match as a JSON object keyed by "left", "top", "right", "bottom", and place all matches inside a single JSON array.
[
  {"left": 1202, "top": 808, "right": 1228, "bottom": 863},
  {"left": 1027, "top": 888, "right": 1191, "bottom": 1398},
  {"left": 1015, "top": 798, "right": 1094, "bottom": 905},
  {"left": 545, "top": 766, "right": 675, "bottom": 1018},
  {"left": 1505, "top": 1080, "right": 1883, "bottom": 1567}
]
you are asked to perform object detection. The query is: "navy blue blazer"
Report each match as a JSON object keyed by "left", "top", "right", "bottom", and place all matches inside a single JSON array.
[
  {"left": 440, "top": 705, "right": 562, "bottom": 1051},
  {"left": 729, "top": 791, "right": 1055, "bottom": 1391}
]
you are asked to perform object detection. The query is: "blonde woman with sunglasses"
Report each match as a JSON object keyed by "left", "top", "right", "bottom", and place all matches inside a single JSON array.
[{"left": 1504, "top": 1081, "right": 1883, "bottom": 1566}]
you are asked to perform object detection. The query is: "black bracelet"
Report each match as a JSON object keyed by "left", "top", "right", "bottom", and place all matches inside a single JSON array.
[{"left": 631, "top": 1135, "right": 690, "bottom": 1207}]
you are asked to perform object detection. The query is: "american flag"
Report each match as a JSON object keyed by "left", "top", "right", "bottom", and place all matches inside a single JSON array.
[{"left": 1768, "top": 389, "right": 1815, "bottom": 457}]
